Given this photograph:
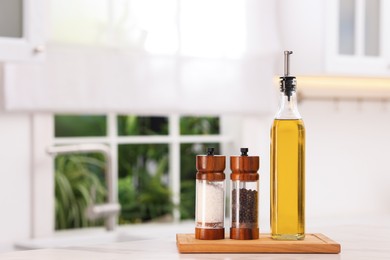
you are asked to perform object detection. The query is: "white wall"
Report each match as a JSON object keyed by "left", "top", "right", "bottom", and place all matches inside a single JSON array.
[
  {"left": 0, "top": 113, "right": 31, "bottom": 249},
  {"left": 277, "top": 0, "right": 326, "bottom": 75},
  {"left": 303, "top": 99, "right": 390, "bottom": 218}
]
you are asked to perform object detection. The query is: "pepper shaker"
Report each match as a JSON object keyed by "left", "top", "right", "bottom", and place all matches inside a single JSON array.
[
  {"left": 230, "top": 148, "right": 259, "bottom": 240},
  {"left": 195, "top": 148, "right": 226, "bottom": 240}
]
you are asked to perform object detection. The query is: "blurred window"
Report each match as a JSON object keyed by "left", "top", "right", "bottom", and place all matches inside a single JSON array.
[
  {"left": 338, "top": 0, "right": 380, "bottom": 56},
  {"left": 339, "top": 0, "right": 356, "bottom": 55},
  {"left": 53, "top": 114, "right": 222, "bottom": 228},
  {"left": 55, "top": 115, "right": 107, "bottom": 137},
  {"left": 117, "top": 116, "right": 168, "bottom": 136},
  {"left": 364, "top": 0, "right": 380, "bottom": 56},
  {"left": 180, "top": 116, "right": 220, "bottom": 135}
]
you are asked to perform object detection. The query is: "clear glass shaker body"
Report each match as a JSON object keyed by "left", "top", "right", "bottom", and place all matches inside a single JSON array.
[
  {"left": 195, "top": 180, "right": 225, "bottom": 229},
  {"left": 231, "top": 180, "right": 259, "bottom": 230}
]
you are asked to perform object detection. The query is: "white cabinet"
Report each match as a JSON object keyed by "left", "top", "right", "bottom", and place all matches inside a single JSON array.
[
  {"left": 325, "top": 0, "right": 390, "bottom": 75},
  {"left": 0, "top": 0, "right": 46, "bottom": 62},
  {"left": 279, "top": 0, "right": 390, "bottom": 77}
]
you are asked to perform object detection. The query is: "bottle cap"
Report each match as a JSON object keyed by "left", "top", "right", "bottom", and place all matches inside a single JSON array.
[{"left": 279, "top": 50, "right": 296, "bottom": 100}]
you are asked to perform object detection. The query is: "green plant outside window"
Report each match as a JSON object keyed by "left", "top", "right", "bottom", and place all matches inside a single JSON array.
[
  {"left": 117, "top": 116, "right": 168, "bottom": 136},
  {"left": 180, "top": 116, "right": 219, "bottom": 135},
  {"left": 118, "top": 143, "right": 171, "bottom": 223},
  {"left": 55, "top": 153, "right": 106, "bottom": 230},
  {"left": 55, "top": 115, "right": 106, "bottom": 137}
]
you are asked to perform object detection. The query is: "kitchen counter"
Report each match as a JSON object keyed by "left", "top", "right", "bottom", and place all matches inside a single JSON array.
[{"left": 1, "top": 215, "right": 389, "bottom": 260}]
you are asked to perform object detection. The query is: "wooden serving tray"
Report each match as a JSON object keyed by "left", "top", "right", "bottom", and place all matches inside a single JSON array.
[{"left": 176, "top": 233, "right": 341, "bottom": 254}]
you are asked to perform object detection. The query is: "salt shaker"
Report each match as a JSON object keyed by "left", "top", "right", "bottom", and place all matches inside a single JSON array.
[
  {"left": 195, "top": 147, "right": 226, "bottom": 240},
  {"left": 230, "top": 148, "right": 259, "bottom": 240}
]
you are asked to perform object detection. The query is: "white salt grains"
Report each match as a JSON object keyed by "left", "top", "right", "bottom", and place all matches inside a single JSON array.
[{"left": 195, "top": 180, "right": 225, "bottom": 228}]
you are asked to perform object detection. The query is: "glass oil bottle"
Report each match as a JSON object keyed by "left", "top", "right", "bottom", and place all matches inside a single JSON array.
[
  {"left": 270, "top": 51, "right": 305, "bottom": 240},
  {"left": 230, "top": 148, "right": 259, "bottom": 240},
  {"left": 195, "top": 148, "right": 226, "bottom": 240}
]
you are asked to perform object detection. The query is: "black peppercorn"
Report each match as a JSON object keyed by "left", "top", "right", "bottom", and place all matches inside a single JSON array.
[{"left": 231, "top": 188, "right": 258, "bottom": 228}]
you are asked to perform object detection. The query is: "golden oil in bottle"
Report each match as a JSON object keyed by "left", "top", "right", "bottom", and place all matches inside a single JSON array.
[
  {"left": 271, "top": 119, "right": 305, "bottom": 240},
  {"left": 270, "top": 51, "right": 305, "bottom": 240}
]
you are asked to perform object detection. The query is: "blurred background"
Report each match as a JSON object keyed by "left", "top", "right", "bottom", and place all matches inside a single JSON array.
[{"left": 0, "top": 0, "right": 390, "bottom": 252}]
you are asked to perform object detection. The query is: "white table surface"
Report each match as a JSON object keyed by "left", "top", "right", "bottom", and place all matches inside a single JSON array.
[{"left": 1, "top": 215, "right": 389, "bottom": 260}]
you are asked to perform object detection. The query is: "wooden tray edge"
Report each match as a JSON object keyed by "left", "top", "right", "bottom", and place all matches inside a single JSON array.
[{"left": 176, "top": 233, "right": 341, "bottom": 254}]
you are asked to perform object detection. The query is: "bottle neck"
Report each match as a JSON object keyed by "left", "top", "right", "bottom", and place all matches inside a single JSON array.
[{"left": 275, "top": 91, "right": 302, "bottom": 119}]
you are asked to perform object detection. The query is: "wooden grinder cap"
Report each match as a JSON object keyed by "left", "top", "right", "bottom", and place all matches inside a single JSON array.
[
  {"left": 230, "top": 148, "right": 259, "bottom": 181},
  {"left": 196, "top": 148, "right": 225, "bottom": 181}
]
